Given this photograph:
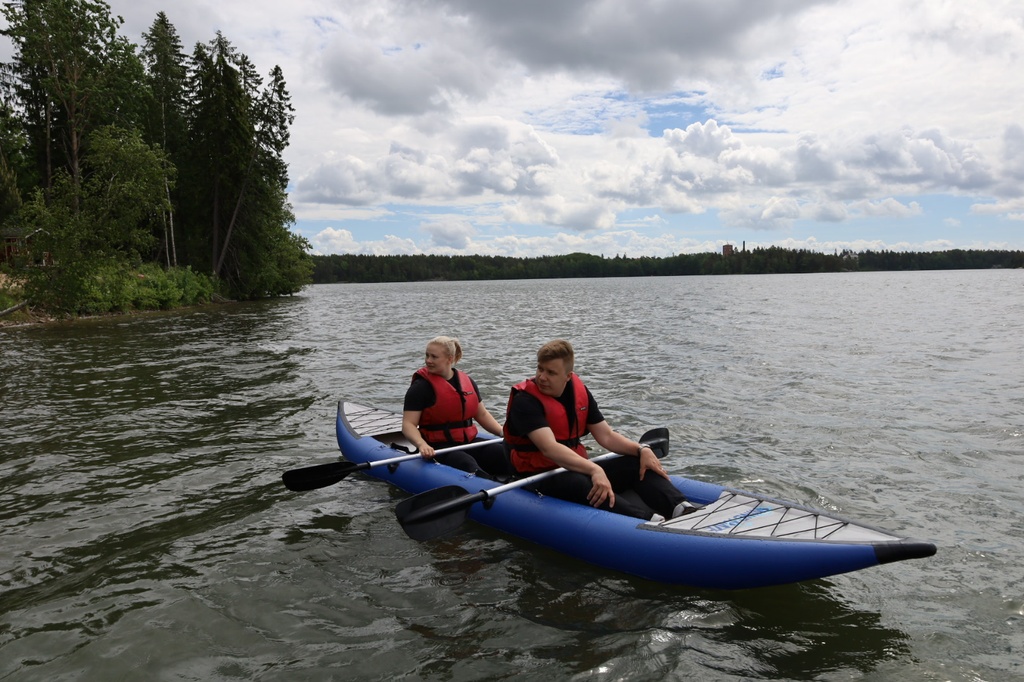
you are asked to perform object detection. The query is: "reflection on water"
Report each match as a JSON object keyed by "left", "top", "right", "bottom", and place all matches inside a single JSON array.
[
  {"left": 2, "top": 270, "right": 1022, "bottom": 680},
  {"left": 395, "top": 527, "right": 911, "bottom": 680}
]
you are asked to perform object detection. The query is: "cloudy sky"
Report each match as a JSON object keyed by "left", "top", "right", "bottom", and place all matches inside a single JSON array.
[{"left": 5, "top": 0, "right": 1024, "bottom": 257}]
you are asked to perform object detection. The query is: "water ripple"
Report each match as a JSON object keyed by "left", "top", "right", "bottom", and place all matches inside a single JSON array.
[{"left": 2, "top": 270, "right": 1022, "bottom": 680}]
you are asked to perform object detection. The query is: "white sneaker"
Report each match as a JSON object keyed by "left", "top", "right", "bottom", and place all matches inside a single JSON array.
[
  {"left": 649, "top": 513, "right": 666, "bottom": 523},
  {"left": 671, "top": 501, "right": 699, "bottom": 518}
]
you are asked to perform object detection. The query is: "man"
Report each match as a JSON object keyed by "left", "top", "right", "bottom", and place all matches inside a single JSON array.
[{"left": 503, "top": 339, "right": 696, "bottom": 521}]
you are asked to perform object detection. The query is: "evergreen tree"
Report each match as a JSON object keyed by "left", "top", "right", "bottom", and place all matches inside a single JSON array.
[
  {"left": 181, "top": 33, "right": 253, "bottom": 281},
  {"left": 140, "top": 11, "right": 188, "bottom": 267},
  {"left": 216, "top": 62, "right": 307, "bottom": 296},
  {"left": 0, "top": 94, "right": 26, "bottom": 222}
]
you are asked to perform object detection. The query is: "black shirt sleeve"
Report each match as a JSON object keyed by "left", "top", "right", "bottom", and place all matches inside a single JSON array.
[
  {"left": 403, "top": 376, "right": 436, "bottom": 412},
  {"left": 583, "top": 386, "right": 603, "bottom": 424}
]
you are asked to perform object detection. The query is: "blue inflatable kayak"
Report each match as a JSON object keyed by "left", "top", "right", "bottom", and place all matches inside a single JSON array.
[{"left": 335, "top": 401, "right": 936, "bottom": 589}]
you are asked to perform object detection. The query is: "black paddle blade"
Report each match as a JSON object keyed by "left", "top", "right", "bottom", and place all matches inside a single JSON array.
[
  {"left": 395, "top": 485, "right": 483, "bottom": 541},
  {"left": 281, "top": 460, "right": 363, "bottom": 492},
  {"left": 639, "top": 427, "right": 670, "bottom": 459}
]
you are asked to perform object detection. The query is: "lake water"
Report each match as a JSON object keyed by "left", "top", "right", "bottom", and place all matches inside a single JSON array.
[{"left": 1, "top": 270, "right": 1022, "bottom": 681}]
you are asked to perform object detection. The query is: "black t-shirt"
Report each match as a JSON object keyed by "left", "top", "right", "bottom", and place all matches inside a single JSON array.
[
  {"left": 505, "top": 379, "right": 603, "bottom": 439},
  {"left": 403, "top": 369, "right": 482, "bottom": 412}
]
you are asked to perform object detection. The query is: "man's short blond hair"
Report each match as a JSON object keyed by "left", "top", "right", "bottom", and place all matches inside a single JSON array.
[{"left": 537, "top": 339, "right": 574, "bottom": 373}]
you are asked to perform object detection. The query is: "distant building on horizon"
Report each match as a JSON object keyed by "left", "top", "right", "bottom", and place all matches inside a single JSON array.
[{"left": 723, "top": 244, "right": 734, "bottom": 257}]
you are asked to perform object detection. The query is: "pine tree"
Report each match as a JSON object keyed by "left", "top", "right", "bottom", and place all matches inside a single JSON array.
[
  {"left": 182, "top": 33, "right": 253, "bottom": 280},
  {"left": 141, "top": 11, "right": 188, "bottom": 267}
]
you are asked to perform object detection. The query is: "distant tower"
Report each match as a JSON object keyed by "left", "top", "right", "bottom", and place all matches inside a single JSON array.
[{"left": 723, "top": 244, "right": 734, "bottom": 257}]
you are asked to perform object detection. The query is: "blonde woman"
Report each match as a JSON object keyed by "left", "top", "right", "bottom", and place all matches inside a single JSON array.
[{"left": 402, "top": 336, "right": 509, "bottom": 478}]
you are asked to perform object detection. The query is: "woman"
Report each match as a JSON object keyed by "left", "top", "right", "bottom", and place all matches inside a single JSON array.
[{"left": 402, "top": 336, "right": 509, "bottom": 478}]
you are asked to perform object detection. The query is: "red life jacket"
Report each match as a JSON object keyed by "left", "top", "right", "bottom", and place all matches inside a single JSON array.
[
  {"left": 413, "top": 367, "right": 480, "bottom": 445},
  {"left": 504, "top": 373, "right": 589, "bottom": 473}
]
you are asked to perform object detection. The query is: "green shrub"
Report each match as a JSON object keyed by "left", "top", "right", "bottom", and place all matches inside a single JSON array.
[
  {"left": 130, "top": 264, "right": 213, "bottom": 310},
  {"left": 0, "top": 284, "right": 20, "bottom": 311},
  {"left": 29, "top": 261, "right": 213, "bottom": 315},
  {"left": 174, "top": 266, "right": 214, "bottom": 306},
  {"left": 1, "top": 266, "right": 22, "bottom": 309}
]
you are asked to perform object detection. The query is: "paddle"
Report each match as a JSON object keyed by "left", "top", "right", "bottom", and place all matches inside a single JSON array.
[
  {"left": 395, "top": 427, "right": 669, "bottom": 541},
  {"left": 281, "top": 438, "right": 504, "bottom": 492}
]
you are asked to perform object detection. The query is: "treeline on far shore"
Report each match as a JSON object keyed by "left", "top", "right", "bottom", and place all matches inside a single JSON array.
[{"left": 311, "top": 247, "right": 1024, "bottom": 284}]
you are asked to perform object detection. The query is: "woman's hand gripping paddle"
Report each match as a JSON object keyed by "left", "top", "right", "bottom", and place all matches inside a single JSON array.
[{"left": 282, "top": 438, "right": 504, "bottom": 491}]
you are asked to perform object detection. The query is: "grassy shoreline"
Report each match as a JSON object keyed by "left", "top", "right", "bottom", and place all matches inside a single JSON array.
[{"left": 0, "top": 266, "right": 218, "bottom": 328}]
